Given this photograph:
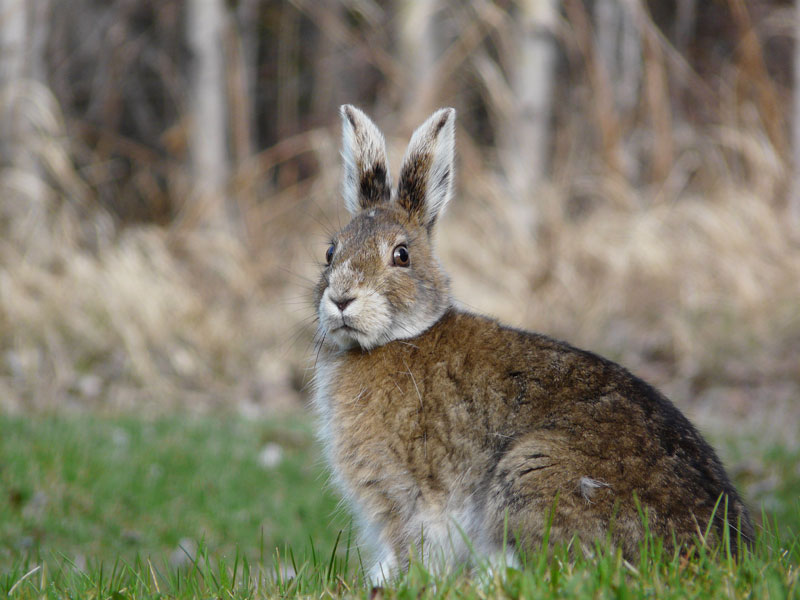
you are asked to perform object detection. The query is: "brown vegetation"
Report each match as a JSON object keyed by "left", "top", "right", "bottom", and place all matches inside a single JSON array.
[{"left": 0, "top": 1, "right": 797, "bottom": 443}]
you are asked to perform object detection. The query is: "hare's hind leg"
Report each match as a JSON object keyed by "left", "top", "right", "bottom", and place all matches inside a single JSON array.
[{"left": 483, "top": 431, "right": 642, "bottom": 559}]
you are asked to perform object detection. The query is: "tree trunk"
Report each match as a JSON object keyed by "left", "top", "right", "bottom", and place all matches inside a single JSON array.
[
  {"left": 593, "top": 0, "right": 645, "bottom": 180},
  {"left": 311, "top": 0, "right": 353, "bottom": 122},
  {"left": 0, "top": 0, "right": 26, "bottom": 86},
  {"left": 0, "top": 0, "right": 50, "bottom": 170},
  {"left": 234, "top": 0, "right": 258, "bottom": 158},
  {"left": 0, "top": 0, "right": 51, "bottom": 255},
  {"left": 398, "top": 0, "right": 440, "bottom": 124},
  {"left": 792, "top": 0, "right": 800, "bottom": 230},
  {"left": 186, "top": 0, "right": 231, "bottom": 226},
  {"left": 500, "top": 0, "right": 558, "bottom": 234},
  {"left": 594, "top": 0, "right": 641, "bottom": 122}
]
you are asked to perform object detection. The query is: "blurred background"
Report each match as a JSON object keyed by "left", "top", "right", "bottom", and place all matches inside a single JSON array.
[
  {"left": 2, "top": 0, "right": 798, "bottom": 422},
  {"left": 0, "top": 0, "right": 799, "bottom": 567}
]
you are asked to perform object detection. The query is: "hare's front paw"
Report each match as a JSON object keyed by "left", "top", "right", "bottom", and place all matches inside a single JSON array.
[{"left": 367, "top": 549, "right": 398, "bottom": 584}]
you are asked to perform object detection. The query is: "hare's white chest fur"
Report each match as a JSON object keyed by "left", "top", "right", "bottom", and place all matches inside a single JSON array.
[
  {"left": 312, "top": 104, "right": 753, "bottom": 579},
  {"left": 313, "top": 349, "right": 508, "bottom": 578}
]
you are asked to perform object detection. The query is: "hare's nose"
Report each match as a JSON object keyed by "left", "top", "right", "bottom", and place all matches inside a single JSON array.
[{"left": 331, "top": 296, "right": 354, "bottom": 312}]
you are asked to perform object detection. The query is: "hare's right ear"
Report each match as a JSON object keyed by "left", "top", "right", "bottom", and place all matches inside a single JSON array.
[
  {"left": 340, "top": 105, "right": 392, "bottom": 215},
  {"left": 397, "top": 108, "right": 455, "bottom": 231}
]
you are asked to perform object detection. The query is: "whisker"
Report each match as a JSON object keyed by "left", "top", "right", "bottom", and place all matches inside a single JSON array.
[{"left": 313, "top": 331, "right": 327, "bottom": 369}]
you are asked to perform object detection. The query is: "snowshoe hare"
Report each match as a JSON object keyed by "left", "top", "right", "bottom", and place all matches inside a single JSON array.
[{"left": 312, "top": 105, "right": 753, "bottom": 579}]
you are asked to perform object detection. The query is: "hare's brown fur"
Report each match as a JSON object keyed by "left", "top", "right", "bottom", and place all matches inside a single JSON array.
[
  {"left": 319, "top": 309, "right": 752, "bottom": 566},
  {"left": 314, "top": 106, "right": 753, "bottom": 578}
]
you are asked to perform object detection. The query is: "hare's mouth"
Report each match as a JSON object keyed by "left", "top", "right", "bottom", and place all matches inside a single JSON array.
[
  {"left": 327, "top": 321, "right": 375, "bottom": 350},
  {"left": 335, "top": 323, "right": 362, "bottom": 334}
]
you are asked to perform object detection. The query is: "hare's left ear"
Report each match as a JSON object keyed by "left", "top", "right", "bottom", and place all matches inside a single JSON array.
[
  {"left": 397, "top": 108, "right": 455, "bottom": 231},
  {"left": 340, "top": 105, "right": 392, "bottom": 215}
]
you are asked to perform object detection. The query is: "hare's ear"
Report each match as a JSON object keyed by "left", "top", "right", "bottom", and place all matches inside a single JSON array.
[
  {"left": 340, "top": 105, "right": 392, "bottom": 215},
  {"left": 397, "top": 108, "right": 455, "bottom": 230}
]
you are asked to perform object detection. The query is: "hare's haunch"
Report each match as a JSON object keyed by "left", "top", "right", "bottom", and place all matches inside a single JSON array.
[{"left": 313, "top": 106, "right": 753, "bottom": 580}]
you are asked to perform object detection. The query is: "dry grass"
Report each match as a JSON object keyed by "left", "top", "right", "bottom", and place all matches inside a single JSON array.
[
  {"left": 0, "top": 3, "right": 797, "bottom": 452},
  {"left": 0, "top": 82, "right": 305, "bottom": 414},
  {"left": 5, "top": 112, "right": 797, "bottom": 436},
  {"left": 438, "top": 117, "right": 800, "bottom": 444}
]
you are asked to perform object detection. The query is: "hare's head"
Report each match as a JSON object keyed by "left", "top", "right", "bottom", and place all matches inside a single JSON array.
[{"left": 315, "top": 106, "right": 455, "bottom": 350}]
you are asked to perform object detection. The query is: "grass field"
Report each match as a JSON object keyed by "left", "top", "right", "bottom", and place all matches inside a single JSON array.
[
  {"left": 1, "top": 1, "right": 799, "bottom": 597},
  {"left": 1, "top": 412, "right": 798, "bottom": 598}
]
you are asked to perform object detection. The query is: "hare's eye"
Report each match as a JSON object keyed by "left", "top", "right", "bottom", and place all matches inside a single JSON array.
[
  {"left": 392, "top": 244, "right": 409, "bottom": 267},
  {"left": 325, "top": 244, "right": 335, "bottom": 265}
]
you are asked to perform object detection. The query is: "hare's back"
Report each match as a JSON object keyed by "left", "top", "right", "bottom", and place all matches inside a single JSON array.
[
  {"left": 427, "top": 309, "right": 752, "bottom": 546},
  {"left": 432, "top": 310, "right": 735, "bottom": 480},
  {"left": 328, "top": 308, "right": 753, "bottom": 555}
]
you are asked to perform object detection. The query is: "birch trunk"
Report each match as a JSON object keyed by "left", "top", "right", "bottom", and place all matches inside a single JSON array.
[
  {"left": 500, "top": 0, "right": 558, "bottom": 234},
  {"left": 398, "top": 0, "right": 440, "bottom": 123},
  {"left": 792, "top": 0, "right": 800, "bottom": 230},
  {"left": 186, "top": 0, "right": 230, "bottom": 225},
  {"left": 0, "top": 0, "right": 26, "bottom": 88},
  {"left": 0, "top": 0, "right": 49, "bottom": 172},
  {"left": 594, "top": 0, "right": 641, "bottom": 120},
  {"left": 0, "top": 0, "right": 51, "bottom": 253},
  {"left": 593, "top": 0, "right": 642, "bottom": 180}
]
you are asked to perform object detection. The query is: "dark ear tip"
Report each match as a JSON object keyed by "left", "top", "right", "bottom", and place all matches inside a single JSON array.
[
  {"left": 432, "top": 107, "right": 456, "bottom": 134},
  {"left": 341, "top": 104, "right": 357, "bottom": 127}
]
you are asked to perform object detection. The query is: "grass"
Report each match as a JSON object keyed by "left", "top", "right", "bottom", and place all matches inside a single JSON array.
[
  {"left": 1, "top": 2, "right": 798, "bottom": 596},
  {"left": 1, "top": 412, "right": 799, "bottom": 598},
  {"left": 0, "top": 413, "right": 346, "bottom": 571},
  {"left": 2, "top": 534, "right": 799, "bottom": 599}
]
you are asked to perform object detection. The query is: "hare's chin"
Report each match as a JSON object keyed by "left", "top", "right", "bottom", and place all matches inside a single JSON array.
[
  {"left": 327, "top": 325, "right": 385, "bottom": 351},
  {"left": 328, "top": 324, "right": 363, "bottom": 349}
]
